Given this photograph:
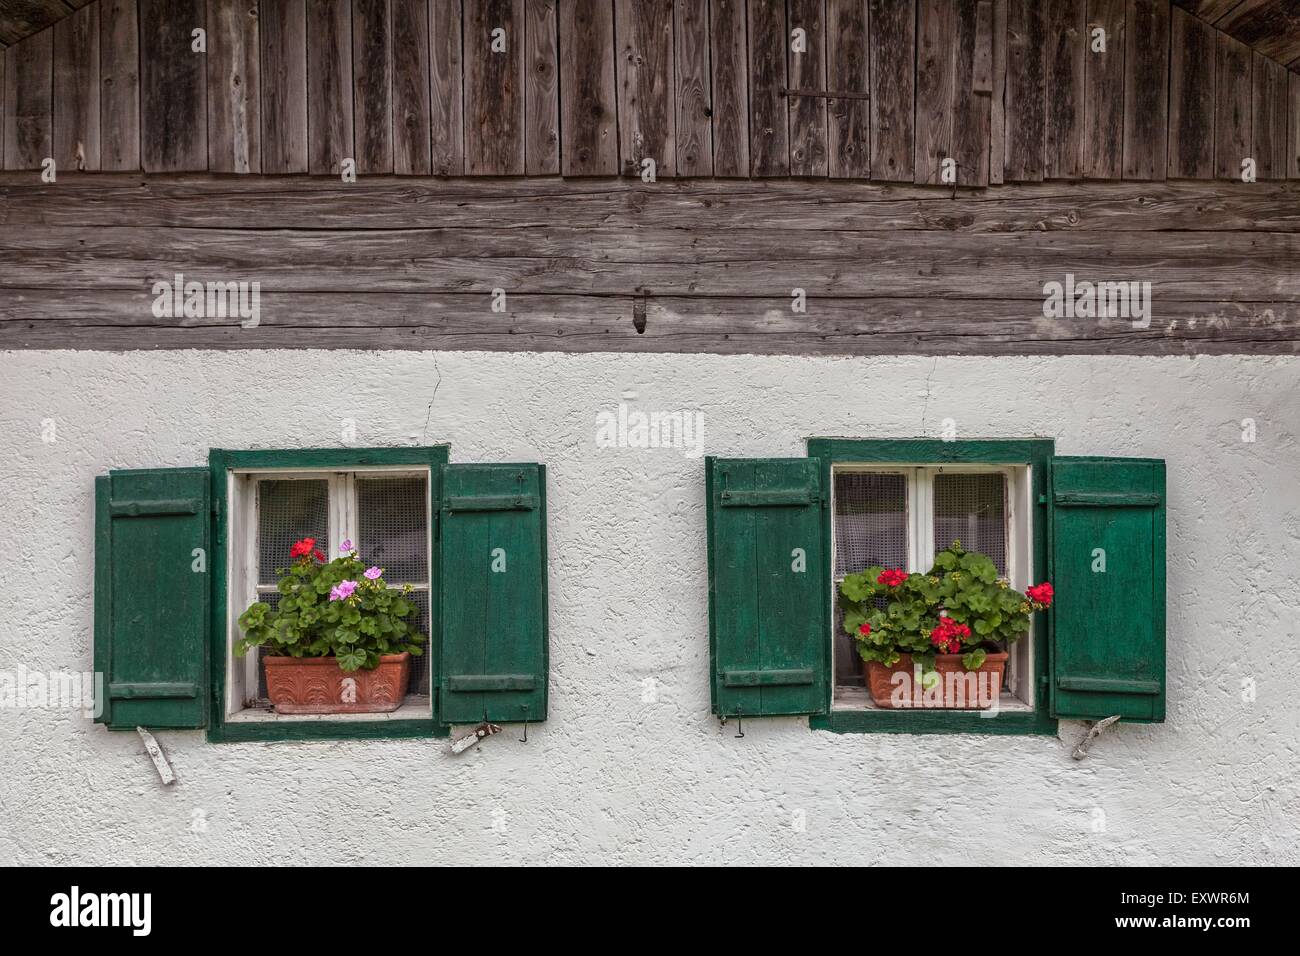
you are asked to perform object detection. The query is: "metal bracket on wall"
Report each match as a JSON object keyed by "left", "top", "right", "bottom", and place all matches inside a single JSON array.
[
  {"left": 136, "top": 727, "right": 176, "bottom": 785},
  {"left": 450, "top": 721, "right": 503, "bottom": 755},
  {"left": 1071, "top": 715, "right": 1122, "bottom": 760}
]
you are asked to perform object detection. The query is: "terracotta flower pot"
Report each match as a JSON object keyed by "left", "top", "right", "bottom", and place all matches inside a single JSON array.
[
  {"left": 865, "top": 651, "right": 1009, "bottom": 710},
  {"left": 263, "top": 652, "right": 412, "bottom": 715}
]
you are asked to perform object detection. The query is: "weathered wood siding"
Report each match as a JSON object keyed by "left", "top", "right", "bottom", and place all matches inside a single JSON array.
[
  {"left": 2, "top": 174, "right": 1297, "bottom": 354},
  {"left": 3, "top": 0, "right": 1298, "bottom": 181}
]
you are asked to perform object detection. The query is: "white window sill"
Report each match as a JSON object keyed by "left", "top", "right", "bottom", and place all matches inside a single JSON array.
[
  {"left": 831, "top": 685, "right": 1034, "bottom": 715},
  {"left": 226, "top": 695, "right": 433, "bottom": 723}
]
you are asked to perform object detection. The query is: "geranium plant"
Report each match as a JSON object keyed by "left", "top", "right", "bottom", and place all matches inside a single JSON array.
[
  {"left": 839, "top": 540, "right": 1052, "bottom": 673},
  {"left": 237, "top": 538, "right": 426, "bottom": 672}
]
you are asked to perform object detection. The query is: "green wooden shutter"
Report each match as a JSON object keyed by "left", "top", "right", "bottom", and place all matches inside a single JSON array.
[
  {"left": 437, "top": 463, "right": 548, "bottom": 723},
  {"left": 94, "top": 468, "right": 211, "bottom": 729},
  {"left": 1050, "top": 457, "right": 1166, "bottom": 723},
  {"left": 706, "top": 457, "right": 828, "bottom": 718}
]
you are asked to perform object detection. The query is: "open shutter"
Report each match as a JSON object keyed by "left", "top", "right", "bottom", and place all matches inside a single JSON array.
[
  {"left": 437, "top": 463, "right": 548, "bottom": 724},
  {"left": 94, "top": 468, "right": 211, "bottom": 729},
  {"left": 706, "top": 457, "right": 827, "bottom": 718},
  {"left": 1050, "top": 457, "right": 1166, "bottom": 723}
]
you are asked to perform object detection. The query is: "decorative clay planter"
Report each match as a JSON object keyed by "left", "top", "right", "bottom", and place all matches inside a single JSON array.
[
  {"left": 264, "top": 652, "right": 411, "bottom": 714},
  {"left": 865, "top": 651, "right": 1008, "bottom": 710}
]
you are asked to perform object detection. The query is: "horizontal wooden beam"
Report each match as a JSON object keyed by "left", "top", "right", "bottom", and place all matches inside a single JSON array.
[
  {"left": 3, "top": 175, "right": 1297, "bottom": 232},
  {"left": 2, "top": 175, "right": 1297, "bottom": 355},
  {"left": 4, "top": 290, "right": 1297, "bottom": 354}
]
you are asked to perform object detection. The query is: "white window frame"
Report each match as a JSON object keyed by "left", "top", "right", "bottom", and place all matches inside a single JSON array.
[
  {"left": 224, "top": 465, "right": 433, "bottom": 722},
  {"left": 829, "top": 462, "right": 1035, "bottom": 711}
]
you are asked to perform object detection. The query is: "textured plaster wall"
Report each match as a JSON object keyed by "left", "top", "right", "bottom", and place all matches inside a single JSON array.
[{"left": 0, "top": 350, "right": 1297, "bottom": 866}]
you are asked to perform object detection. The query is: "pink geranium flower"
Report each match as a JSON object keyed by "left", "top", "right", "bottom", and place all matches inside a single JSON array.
[
  {"left": 364, "top": 567, "right": 383, "bottom": 580},
  {"left": 340, "top": 539, "right": 354, "bottom": 553},
  {"left": 329, "top": 580, "right": 358, "bottom": 601}
]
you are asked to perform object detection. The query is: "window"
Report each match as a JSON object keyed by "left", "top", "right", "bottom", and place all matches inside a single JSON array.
[
  {"left": 829, "top": 463, "right": 1034, "bottom": 713},
  {"left": 225, "top": 467, "right": 433, "bottom": 722}
]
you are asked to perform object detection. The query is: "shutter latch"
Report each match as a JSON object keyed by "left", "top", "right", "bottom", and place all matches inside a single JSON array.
[
  {"left": 1071, "top": 715, "right": 1122, "bottom": 760},
  {"left": 450, "top": 721, "right": 503, "bottom": 755}
]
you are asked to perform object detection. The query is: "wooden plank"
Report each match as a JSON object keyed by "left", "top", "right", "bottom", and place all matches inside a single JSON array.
[
  {"left": 615, "top": 0, "right": 675, "bottom": 177},
  {"left": 990, "top": 0, "right": 1006, "bottom": 183},
  {"left": 1215, "top": 32, "right": 1252, "bottom": 180},
  {"left": 260, "top": 0, "right": 307, "bottom": 173},
  {"left": 869, "top": 0, "right": 915, "bottom": 181},
  {"left": 1168, "top": 5, "right": 1215, "bottom": 179},
  {"left": 1214, "top": 0, "right": 1300, "bottom": 66},
  {"left": 1083, "top": 0, "right": 1124, "bottom": 179},
  {"left": 6, "top": 289, "right": 1300, "bottom": 355},
  {"left": 100, "top": 0, "right": 139, "bottom": 171},
  {"left": 392, "top": 0, "right": 431, "bottom": 175},
  {"left": 674, "top": 0, "right": 711, "bottom": 176},
  {"left": 915, "top": 0, "right": 954, "bottom": 186},
  {"left": 0, "top": 48, "right": 5, "bottom": 168},
  {"left": 1043, "top": 0, "right": 1084, "bottom": 179},
  {"left": 560, "top": 0, "right": 617, "bottom": 175},
  {"left": 747, "top": 0, "right": 788, "bottom": 176},
  {"left": 430, "top": 0, "right": 464, "bottom": 175},
  {"left": 826, "top": 0, "right": 870, "bottom": 179},
  {"left": 353, "top": 0, "right": 394, "bottom": 174},
  {"left": 787, "top": 0, "right": 827, "bottom": 176},
  {"left": 1004, "top": 0, "right": 1044, "bottom": 181},
  {"left": 1290, "top": 72, "right": 1300, "bottom": 180},
  {"left": 0, "top": 1, "right": 70, "bottom": 47},
  {"left": 139, "top": 0, "right": 207, "bottom": 172},
  {"left": 1251, "top": 52, "right": 1287, "bottom": 180},
  {"left": 8, "top": 176, "right": 1299, "bottom": 234},
  {"left": 10, "top": 221, "right": 1297, "bottom": 303},
  {"left": 465, "top": 0, "right": 524, "bottom": 175},
  {"left": 1121, "top": 0, "right": 1169, "bottom": 181},
  {"left": 3, "top": 31, "right": 52, "bottom": 170},
  {"left": 307, "top": 0, "right": 353, "bottom": 175},
  {"left": 953, "top": 0, "right": 993, "bottom": 187},
  {"left": 523, "top": 0, "right": 559, "bottom": 174},
  {"left": 207, "top": 0, "right": 260, "bottom": 173},
  {"left": 710, "top": 0, "right": 749, "bottom": 176},
  {"left": 53, "top": 3, "right": 99, "bottom": 171}
]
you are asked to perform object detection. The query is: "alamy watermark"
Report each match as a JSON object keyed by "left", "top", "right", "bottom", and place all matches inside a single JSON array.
[
  {"left": 595, "top": 394, "right": 704, "bottom": 459},
  {"left": 888, "top": 664, "right": 1002, "bottom": 716},
  {"left": 1042, "top": 273, "right": 1152, "bottom": 329},
  {"left": 0, "top": 665, "right": 103, "bottom": 719},
  {"left": 151, "top": 272, "right": 261, "bottom": 328}
]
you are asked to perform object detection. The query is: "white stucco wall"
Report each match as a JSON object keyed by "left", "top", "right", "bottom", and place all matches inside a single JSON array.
[{"left": 1, "top": 349, "right": 1296, "bottom": 865}]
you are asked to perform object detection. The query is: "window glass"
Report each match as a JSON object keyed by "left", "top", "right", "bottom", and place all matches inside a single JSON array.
[
  {"left": 257, "top": 479, "right": 329, "bottom": 586},
  {"left": 932, "top": 473, "right": 1007, "bottom": 575},
  {"left": 833, "top": 472, "right": 908, "bottom": 576},
  {"left": 357, "top": 477, "right": 428, "bottom": 584}
]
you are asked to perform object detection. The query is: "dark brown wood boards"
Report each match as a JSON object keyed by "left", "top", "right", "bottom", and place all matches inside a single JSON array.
[
  {"left": 3, "top": 0, "right": 1298, "bottom": 182},
  {"left": 1169, "top": 4, "right": 1215, "bottom": 178},
  {"left": 52, "top": 2, "right": 98, "bottom": 171},
  {"left": 138, "top": 0, "right": 206, "bottom": 172},
  {"left": 259, "top": 0, "right": 306, "bottom": 174},
  {"left": 560, "top": 0, "right": 616, "bottom": 175}
]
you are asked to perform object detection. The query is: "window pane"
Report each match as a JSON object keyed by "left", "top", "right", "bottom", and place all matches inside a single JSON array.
[
  {"left": 257, "top": 479, "right": 329, "bottom": 586},
  {"left": 933, "top": 473, "right": 1007, "bottom": 575},
  {"left": 833, "top": 472, "right": 908, "bottom": 577},
  {"left": 357, "top": 477, "right": 428, "bottom": 584}
]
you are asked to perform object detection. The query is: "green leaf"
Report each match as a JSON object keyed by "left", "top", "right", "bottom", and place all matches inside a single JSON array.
[{"left": 961, "top": 648, "right": 988, "bottom": 671}]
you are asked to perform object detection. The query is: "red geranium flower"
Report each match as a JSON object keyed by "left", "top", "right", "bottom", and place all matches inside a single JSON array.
[
  {"left": 876, "top": 569, "right": 908, "bottom": 588},
  {"left": 313, "top": 549, "right": 326, "bottom": 562},
  {"left": 1026, "top": 582, "right": 1054, "bottom": 607},
  {"left": 858, "top": 622, "right": 871, "bottom": 636},
  {"left": 290, "top": 537, "right": 316, "bottom": 559}
]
